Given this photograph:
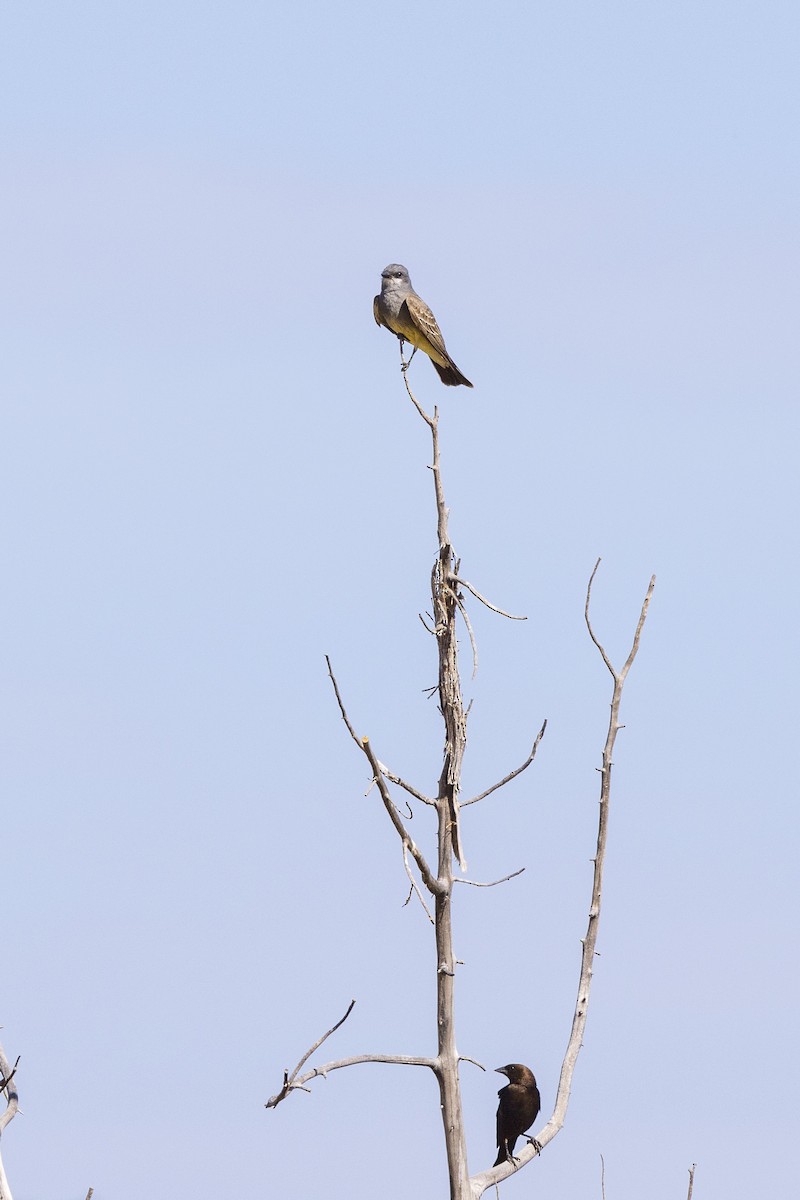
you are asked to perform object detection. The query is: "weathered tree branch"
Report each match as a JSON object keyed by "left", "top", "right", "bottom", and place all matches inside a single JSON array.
[
  {"left": 326, "top": 656, "right": 440, "bottom": 893},
  {"left": 453, "top": 868, "right": 525, "bottom": 888},
  {"left": 274, "top": 330, "right": 653, "bottom": 1200},
  {"left": 462, "top": 720, "right": 547, "bottom": 807},
  {"left": 451, "top": 577, "right": 527, "bottom": 622},
  {"left": 266, "top": 1042, "right": 436, "bottom": 1109},
  {"left": 0, "top": 1042, "right": 19, "bottom": 1200},
  {"left": 469, "top": 562, "right": 655, "bottom": 1197},
  {"left": 403, "top": 843, "right": 435, "bottom": 923},
  {"left": 686, "top": 1163, "right": 697, "bottom": 1200}
]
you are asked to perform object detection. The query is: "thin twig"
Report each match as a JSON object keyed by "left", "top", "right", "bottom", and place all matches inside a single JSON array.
[
  {"left": 326, "top": 655, "right": 362, "bottom": 746},
  {"left": 601, "top": 1154, "right": 606, "bottom": 1200},
  {"left": 687, "top": 1163, "right": 696, "bottom": 1200},
  {"left": 462, "top": 721, "right": 547, "bottom": 807},
  {"left": 377, "top": 761, "right": 435, "bottom": 807},
  {"left": 403, "top": 843, "right": 434, "bottom": 923},
  {"left": 448, "top": 585, "right": 479, "bottom": 679},
  {"left": 326, "top": 657, "right": 440, "bottom": 891},
  {"left": 290, "top": 1000, "right": 356, "bottom": 1083},
  {"left": 458, "top": 1057, "right": 486, "bottom": 1071},
  {"left": 0, "top": 1059, "right": 19, "bottom": 1095},
  {"left": 452, "top": 577, "right": 527, "bottom": 621},
  {"left": 418, "top": 611, "right": 436, "bottom": 635},
  {"left": 401, "top": 351, "right": 436, "bottom": 428},
  {"left": 360, "top": 735, "right": 441, "bottom": 893},
  {"left": 454, "top": 868, "right": 525, "bottom": 887}
]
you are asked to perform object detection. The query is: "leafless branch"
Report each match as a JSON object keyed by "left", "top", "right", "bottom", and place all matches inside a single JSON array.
[
  {"left": 452, "top": 577, "right": 527, "bottom": 621},
  {"left": 462, "top": 721, "right": 547, "bottom": 807},
  {"left": 85, "top": 1191, "right": 94, "bottom": 1200},
  {"left": 459, "top": 1056, "right": 486, "bottom": 1071},
  {"left": 326, "top": 656, "right": 440, "bottom": 891},
  {"left": 292, "top": 999, "right": 356, "bottom": 1082},
  {"left": 601, "top": 1154, "right": 606, "bottom": 1200},
  {"left": 403, "top": 843, "right": 434, "bottom": 923},
  {"left": 454, "top": 868, "right": 525, "bottom": 888},
  {"left": 326, "top": 655, "right": 362, "bottom": 746},
  {"left": 377, "top": 762, "right": 435, "bottom": 807},
  {"left": 266, "top": 1051, "right": 437, "bottom": 1109},
  {"left": 418, "top": 611, "right": 436, "bottom": 634},
  {"left": 470, "top": 566, "right": 655, "bottom": 1197},
  {"left": 360, "top": 735, "right": 441, "bottom": 894},
  {"left": 448, "top": 584, "right": 479, "bottom": 679},
  {"left": 686, "top": 1163, "right": 696, "bottom": 1200},
  {"left": 401, "top": 350, "right": 436, "bottom": 428},
  {"left": 264, "top": 1000, "right": 355, "bottom": 1108},
  {"left": 0, "top": 1060, "right": 19, "bottom": 1096}
]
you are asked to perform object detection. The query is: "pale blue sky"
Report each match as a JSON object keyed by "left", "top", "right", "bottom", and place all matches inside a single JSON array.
[{"left": 2, "top": 3, "right": 798, "bottom": 1197}]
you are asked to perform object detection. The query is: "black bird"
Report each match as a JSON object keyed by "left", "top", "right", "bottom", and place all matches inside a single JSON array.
[{"left": 494, "top": 1063, "right": 541, "bottom": 1167}]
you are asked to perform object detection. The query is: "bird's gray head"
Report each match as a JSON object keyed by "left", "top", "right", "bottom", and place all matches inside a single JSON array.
[{"left": 381, "top": 263, "right": 411, "bottom": 290}]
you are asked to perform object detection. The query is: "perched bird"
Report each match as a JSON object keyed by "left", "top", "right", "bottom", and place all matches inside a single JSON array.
[
  {"left": 373, "top": 264, "right": 473, "bottom": 387},
  {"left": 494, "top": 1063, "right": 541, "bottom": 1167}
]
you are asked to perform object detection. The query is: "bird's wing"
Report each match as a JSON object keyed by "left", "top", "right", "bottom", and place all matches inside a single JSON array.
[
  {"left": 404, "top": 292, "right": 449, "bottom": 356},
  {"left": 373, "top": 295, "right": 383, "bottom": 327},
  {"left": 496, "top": 1088, "right": 506, "bottom": 1147}
]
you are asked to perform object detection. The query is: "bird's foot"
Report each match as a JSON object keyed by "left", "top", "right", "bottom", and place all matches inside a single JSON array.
[{"left": 523, "top": 1135, "right": 543, "bottom": 1155}]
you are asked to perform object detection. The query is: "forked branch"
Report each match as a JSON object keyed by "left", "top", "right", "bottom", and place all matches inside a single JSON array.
[
  {"left": 265, "top": 999, "right": 436, "bottom": 1109},
  {"left": 469, "top": 563, "right": 655, "bottom": 1197}
]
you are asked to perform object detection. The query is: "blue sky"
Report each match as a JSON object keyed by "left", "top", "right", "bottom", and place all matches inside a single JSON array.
[{"left": 3, "top": 3, "right": 799, "bottom": 1196}]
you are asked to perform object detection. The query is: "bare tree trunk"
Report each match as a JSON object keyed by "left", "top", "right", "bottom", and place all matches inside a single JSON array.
[
  {"left": 434, "top": 810, "right": 469, "bottom": 1198},
  {"left": 266, "top": 361, "right": 655, "bottom": 1200}
]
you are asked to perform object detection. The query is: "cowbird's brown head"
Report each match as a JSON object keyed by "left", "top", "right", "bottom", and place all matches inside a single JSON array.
[{"left": 495, "top": 1063, "right": 537, "bottom": 1087}]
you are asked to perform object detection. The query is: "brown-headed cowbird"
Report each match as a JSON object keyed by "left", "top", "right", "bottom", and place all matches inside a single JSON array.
[{"left": 494, "top": 1063, "right": 541, "bottom": 1167}]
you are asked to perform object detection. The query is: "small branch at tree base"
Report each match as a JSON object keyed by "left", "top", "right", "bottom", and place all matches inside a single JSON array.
[{"left": 462, "top": 721, "right": 547, "bottom": 807}]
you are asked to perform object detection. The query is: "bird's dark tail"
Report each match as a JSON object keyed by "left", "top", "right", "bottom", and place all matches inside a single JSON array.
[
  {"left": 433, "top": 358, "right": 473, "bottom": 388},
  {"left": 493, "top": 1148, "right": 508, "bottom": 1168}
]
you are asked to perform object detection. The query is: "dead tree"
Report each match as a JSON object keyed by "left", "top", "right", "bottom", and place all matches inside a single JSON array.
[
  {"left": 266, "top": 358, "right": 655, "bottom": 1199},
  {"left": 0, "top": 1043, "right": 19, "bottom": 1200}
]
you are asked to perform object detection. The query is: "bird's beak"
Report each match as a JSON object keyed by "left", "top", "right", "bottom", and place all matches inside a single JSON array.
[{"left": 494, "top": 1067, "right": 508, "bottom": 1076}]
